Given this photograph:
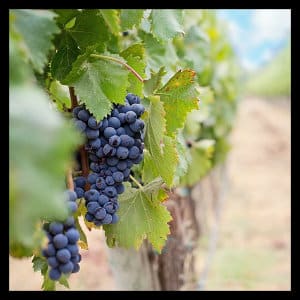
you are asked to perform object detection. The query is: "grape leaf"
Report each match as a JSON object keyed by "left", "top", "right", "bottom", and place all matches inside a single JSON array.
[
  {"left": 120, "top": 44, "right": 146, "bottom": 97},
  {"left": 104, "top": 179, "right": 172, "bottom": 252},
  {"left": 51, "top": 32, "right": 81, "bottom": 82},
  {"left": 68, "top": 9, "right": 109, "bottom": 49},
  {"left": 159, "top": 69, "right": 200, "bottom": 136},
  {"left": 63, "top": 51, "right": 130, "bottom": 121},
  {"left": 143, "top": 97, "right": 178, "bottom": 186},
  {"left": 53, "top": 9, "right": 80, "bottom": 26},
  {"left": 120, "top": 9, "right": 144, "bottom": 30},
  {"left": 42, "top": 272, "right": 56, "bottom": 291},
  {"left": 180, "top": 140, "right": 215, "bottom": 186},
  {"left": 49, "top": 80, "right": 71, "bottom": 110},
  {"left": 100, "top": 9, "right": 120, "bottom": 35},
  {"left": 10, "top": 85, "right": 81, "bottom": 250},
  {"left": 143, "top": 67, "right": 166, "bottom": 97},
  {"left": 150, "top": 9, "right": 184, "bottom": 41},
  {"left": 32, "top": 256, "right": 48, "bottom": 273},
  {"left": 58, "top": 275, "right": 70, "bottom": 289},
  {"left": 11, "top": 9, "right": 60, "bottom": 73},
  {"left": 138, "top": 30, "right": 180, "bottom": 74}
]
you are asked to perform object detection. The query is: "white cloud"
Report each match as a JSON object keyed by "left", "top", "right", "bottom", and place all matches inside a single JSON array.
[{"left": 251, "top": 9, "right": 291, "bottom": 45}]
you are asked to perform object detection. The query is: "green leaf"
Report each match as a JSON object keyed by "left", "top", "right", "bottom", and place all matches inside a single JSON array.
[
  {"left": 64, "top": 51, "right": 130, "bottom": 121},
  {"left": 159, "top": 69, "right": 200, "bottom": 136},
  {"left": 120, "top": 44, "right": 146, "bottom": 97},
  {"left": 68, "top": 9, "right": 109, "bottom": 49},
  {"left": 12, "top": 9, "right": 60, "bottom": 73},
  {"left": 120, "top": 9, "right": 144, "bottom": 30},
  {"left": 32, "top": 256, "right": 48, "bottom": 273},
  {"left": 51, "top": 32, "right": 81, "bottom": 82},
  {"left": 53, "top": 9, "right": 80, "bottom": 26},
  {"left": 143, "top": 67, "right": 166, "bottom": 97},
  {"left": 143, "top": 97, "right": 178, "bottom": 186},
  {"left": 104, "top": 179, "right": 172, "bottom": 252},
  {"left": 180, "top": 140, "right": 215, "bottom": 186},
  {"left": 150, "top": 9, "right": 184, "bottom": 41},
  {"left": 58, "top": 274, "right": 70, "bottom": 289},
  {"left": 10, "top": 242, "right": 33, "bottom": 258},
  {"left": 100, "top": 9, "right": 120, "bottom": 35},
  {"left": 10, "top": 85, "right": 81, "bottom": 249},
  {"left": 49, "top": 80, "right": 71, "bottom": 110},
  {"left": 174, "top": 131, "right": 191, "bottom": 184}
]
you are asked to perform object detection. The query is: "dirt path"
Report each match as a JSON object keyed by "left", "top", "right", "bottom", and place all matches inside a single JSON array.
[
  {"left": 196, "top": 97, "right": 291, "bottom": 290},
  {"left": 9, "top": 97, "right": 291, "bottom": 291}
]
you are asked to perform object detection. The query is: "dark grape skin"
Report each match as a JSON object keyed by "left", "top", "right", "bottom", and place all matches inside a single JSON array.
[
  {"left": 49, "top": 268, "right": 61, "bottom": 280},
  {"left": 56, "top": 248, "right": 71, "bottom": 263},
  {"left": 116, "top": 146, "right": 129, "bottom": 159},
  {"left": 49, "top": 222, "right": 64, "bottom": 235},
  {"left": 78, "top": 109, "right": 90, "bottom": 122},
  {"left": 65, "top": 228, "right": 80, "bottom": 244},
  {"left": 104, "top": 127, "right": 117, "bottom": 139},
  {"left": 88, "top": 117, "right": 101, "bottom": 129},
  {"left": 109, "top": 135, "right": 121, "bottom": 147},
  {"left": 53, "top": 234, "right": 68, "bottom": 249},
  {"left": 48, "top": 257, "right": 59, "bottom": 268},
  {"left": 108, "top": 117, "right": 121, "bottom": 129},
  {"left": 75, "top": 120, "right": 86, "bottom": 132},
  {"left": 59, "top": 261, "right": 74, "bottom": 274},
  {"left": 125, "top": 111, "right": 137, "bottom": 123}
]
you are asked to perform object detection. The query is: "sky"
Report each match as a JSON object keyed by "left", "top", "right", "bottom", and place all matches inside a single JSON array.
[{"left": 217, "top": 9, "right": 291, "bottom": 71}]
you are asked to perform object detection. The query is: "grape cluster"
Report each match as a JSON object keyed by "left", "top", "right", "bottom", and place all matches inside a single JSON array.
[
  {"left": 72, "top": 93, "right": 145, "bottom": 226},
  {"left": 42, "top": 190, "right": 81, "bottom": 281}
]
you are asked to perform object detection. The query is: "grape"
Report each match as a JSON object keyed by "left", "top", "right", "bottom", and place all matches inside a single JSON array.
[
  {"left": 72, "top": 263, "right": 80, "bottom": 273},
  {"left": 96, "top": 177, "right": 106, "bottom": 190},
  {"left": 105, "top": 176, "right": 115, "bottom": 186},
  {"left": 126, "top": 93, "right": 139, "bottom": 104},
  {"left": 106, "top": 157, "right": 119, "bottom": 166},
  {"left": 111, "top": 108, "right": 119, "bottom": 117},
  {"left": 104, "top": 127, "right": 117, "bottom": 138},
  {"left": 128, "top": 146, "right": 140, "bottom": 159},
  {"left": 116, "top": 146, "right": 129, "bottom": 159},
  {"left": 88, "top": 116, "right": 101, "bottom": 129},
  {"left": 59, "top": 261, "right": 74, "bottom": 274},
  {"left": 66, "top": 190, "right": 78, "bottom": 202},
  {"left": 115, "top": 183, "right": 125, "bottom": 194},
  {"left": 67, "top": 244, "right": 79, "bottom": 257},
  {"left": 87, "top": 173, "right": 98, "bottom": 184},
  {"left": 78, "top": 109, "right": 90, "bottom": 122},
  {"left": 102, "top": 213, "right": 113, "bottom": 224},
  {"left": 116, "top": 127, "right": 126, "bottom": 136},
  {"left": 112, "top": 171, "right": 124, "bottom": 183},
  {"left": 120, "top": 135, "right": 135, "bottom": 147},
  {"left": 86, "top": 128, "right": 99, "bottom": 139},
  {"left": 130, "top": 119, "right": 145, "bottom": 132},
  {"left": 131, "top": 104, "right": 145, "bottom": 116},
  {"left": 56, "top": 248, "right": 71, "bottom": 263},
  {"left": 53, "top": 234, "right": 68, "bottom": 249},
  {"left": 85, "top": 212, "right": 94, "bottom": 222},
  {"left": 49, "top": 268, "right": 61, "bottom": 281},
  {"left": 104, "top": 186, "right": 117, "bottom": 197},
  {"left": 71, "top": 255, "right": 80, "bottom": 264},
  {"left": 104, "top": 202, "right": 116, "bottom": 214},
  {"left": 123, "top": 168, "right": 131, "bottom": 178},
  {"left": 89, "top": 153, "right": 99, "bottom": 162},
  {"left": 95, "top": 207, "right": 106, "bottom": 220},
  {"left": 111, "top": 213, "right": 119, "bottom": 224},
  {"left": 75, "top": 187, "right": 84, "bottom": 198},
  {"left": 73, "top": 106, "right": 82, "bottom": 117},
  {"left": 90, "top": 162, "right": 101, "bottom": 173},
  {"left": 49, "top": 222, "right": 64, "bottom": 235},
  {"left": 48, "top": 256, "right": 59, "bottom": 268},
  {"left": 117, "top": 161, "right": 127, "bottom": 171},
  {"left": 89, "top": 138, "right": 101, "bottom": 149},
  {"left": 103, "top": 144, "right": 116, "bottom": 156},
  {"left": 75, "top": 120, "right": 86, "bottom": 132},
  {"left": 125, "top": 111, "right": 137, "bottom": 123},
  {"left": 46, "top": 243, "right": 56, "bottom": 257},
  {"left": 84, "top": 189, "right": 100, "bottom": 202},
  {"left": 98, "top": 194, "right": 109, "bottom": 205},
  {"left": 87, "top": 201, "right": 100, "bottom": 214},
  {"left": 132, "top": 154, "right": 144, "bottom": 164},
  {"left": 108, "top": 117, "right": 121, "bottom": 129},
  {"left": 109, "top": 135, "right": 121, "bottom": 147},
  {"left": 64, "top": 216, "right": 75, "bottom": 228},
  {"left": 117, "top": 114, "right": 126, "bottom": 125},
  {"left": 74, "top": 177, "right": 86, "bottom": 189},
  {"left": 66, "top": 228, "right": 80, "bottom": 244},
  {"left": 68, "top": 201, "right": 78, "bottom": 213},
  {"left": 96, "top": 147, "right": 104, "bottom": 158}
]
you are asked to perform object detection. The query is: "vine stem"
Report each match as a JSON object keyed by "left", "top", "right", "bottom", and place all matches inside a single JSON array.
[
  {"left": 130, "top": 175, "right": 143, "bottom": 189},
  {"left": 66, "top": 168, "right": 74, "bottom": 191},
  {"left": 90, "top": 54, "right": 144, "bottom": 83},
  {"left": 69, "top": 86, "right": 78, "bottom": 108}
]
